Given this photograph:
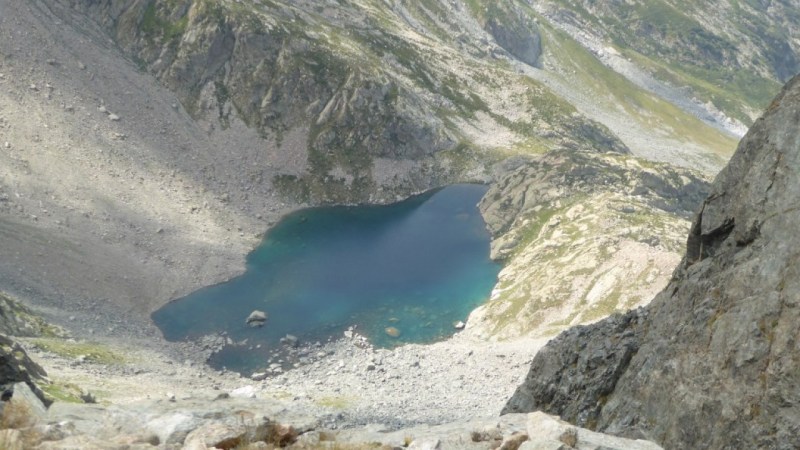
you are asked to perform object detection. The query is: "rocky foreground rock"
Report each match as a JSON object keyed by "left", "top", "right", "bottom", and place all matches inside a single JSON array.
[
  {"left": 503, "top": 75, "right": 800, "bottom": 449},
  {"left": 0, "top": 334, "right": 50, "bottom": 407}
]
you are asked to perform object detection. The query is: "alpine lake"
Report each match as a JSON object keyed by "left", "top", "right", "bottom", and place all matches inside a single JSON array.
[{"left": 152, "top": 184, "right": 501, "bottom": 374}]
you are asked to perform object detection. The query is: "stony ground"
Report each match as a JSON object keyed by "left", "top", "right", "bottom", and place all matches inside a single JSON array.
[{"left": 18, "top": 322, "right": 545, "bottom": 430}]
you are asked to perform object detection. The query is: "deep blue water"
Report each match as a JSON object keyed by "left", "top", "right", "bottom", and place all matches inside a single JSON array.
[{"left": 152, "top": 184, "right": 500, "bottom": 374}]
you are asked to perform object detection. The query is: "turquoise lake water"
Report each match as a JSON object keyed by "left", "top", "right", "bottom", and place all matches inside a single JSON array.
[{"left": 151, "top": 184, "right": 500, "bottom": 374}]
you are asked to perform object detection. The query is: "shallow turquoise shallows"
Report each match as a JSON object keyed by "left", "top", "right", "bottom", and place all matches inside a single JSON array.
[{"left": 152, "top": 184, "right": 500, "bottom": 373}]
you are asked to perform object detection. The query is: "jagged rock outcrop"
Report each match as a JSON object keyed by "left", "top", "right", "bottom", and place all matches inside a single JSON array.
[
  {"left": 503, "top": 75, "right": 800, "bottom": 449},
  {"left": 480, "top": 151, "right": 707, "bottom": 239}
]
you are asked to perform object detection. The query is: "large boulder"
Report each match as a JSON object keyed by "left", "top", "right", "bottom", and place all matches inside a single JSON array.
[
  {"left": 504, "top": 75, "right": 800, "bottom": 449},
  {"left": 245, "top": 310, "right": 268, "bottom": 328}
]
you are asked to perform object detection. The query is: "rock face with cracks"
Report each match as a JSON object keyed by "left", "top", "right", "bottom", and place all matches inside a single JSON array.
[{"left": 504, "top": 75, "right": 800, "bottom": 450}]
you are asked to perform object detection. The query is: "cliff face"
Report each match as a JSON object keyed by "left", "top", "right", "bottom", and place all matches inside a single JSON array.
[{"left": 503, "top": 75, "right": 800, "bottom": 449}]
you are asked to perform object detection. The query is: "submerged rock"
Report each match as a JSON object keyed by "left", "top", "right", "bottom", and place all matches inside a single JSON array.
[
  {"left": 384, "top": 327, "right": 401, "bottom": 338},
  {"left": 280, "top": 334, "right": 299, "bottom": 347}
]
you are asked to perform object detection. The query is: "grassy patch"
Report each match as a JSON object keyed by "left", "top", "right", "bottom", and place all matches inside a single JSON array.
[
  {"left": 623, "top": 48, "right": 779, "bottom": 125},
  {"left": 581, "top": 287, "right": 624, "bottom": 323},
  {"left": 141, "top": 2, "right": 188, "bottom": 42},
  {"left": 316, "top": 396, "right": 353, "bottom": 409},
  {"left": 548, "top": 0, "right": 782, "bottom": 124},
  {"left": 41, "top": 381, "right": 84, "bottom": 404},
  {"left": 32, "top": 338, "right": 126, "bottom": 365},
  {"left": 540, "top": 22, "right": 738, "bottom": 157},
  {"left": 0, "top": 292, "right": 64, "bottom": 338}
]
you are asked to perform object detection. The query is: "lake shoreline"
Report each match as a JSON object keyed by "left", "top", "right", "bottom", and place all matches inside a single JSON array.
[{"left": 152, "top": 184, "right": 501, "bottom": 374}]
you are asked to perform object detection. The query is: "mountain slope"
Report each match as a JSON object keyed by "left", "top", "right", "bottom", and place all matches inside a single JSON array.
[
  {"left": 533, "top": 0, "right": 800, "bottom": 127},
  {"left": 0, "top": 0, "right": 739, "bottom": 333},
  {"left": 503, "top": 75, "right": 800, "bottom": 450}
]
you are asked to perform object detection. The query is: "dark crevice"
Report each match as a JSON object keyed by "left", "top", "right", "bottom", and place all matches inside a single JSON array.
[
  {"left": 700, "top": 217, "right": 735, "bottom": 259},
  {"left": 687, "top": 205, "right": 735, "bottom": 264}
]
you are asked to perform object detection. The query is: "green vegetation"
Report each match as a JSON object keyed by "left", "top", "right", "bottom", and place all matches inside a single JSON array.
[
  {"left": 0, "top": 292, "right": 63, "bottom": 338},
  {"left": 316, "top": 395, "right": 353, "bottom": 409},
  {"left": 272, "top": 174, "right": 311, "bottom": 203},
  {"left": 141, "top": 2, "right": 188, "bottom": 42},
  {"left": 580, "top": 286, "right": 623, "bottom": 323},
  {"left": 41, "top": 381, "right": 85, "bottom": 404},
  {"left": 463, "top": 0, "right": 512, "bottom": 24},
  {"left": 548, "top": 0, "right": 786, "bottom": 124},
  {"left": 32, "top": 338, "right": 127, "bottom": 365},
  {"left": 540, "top": 21, "right": 738, "bottom": 157},
  {"left": 626, "top": 49, "right": 781, "bottom": 124}
]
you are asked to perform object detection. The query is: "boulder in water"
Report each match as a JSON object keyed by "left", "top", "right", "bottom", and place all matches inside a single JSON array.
[{"left": 245, "top": 310, "right": 268, "bottom": 327}]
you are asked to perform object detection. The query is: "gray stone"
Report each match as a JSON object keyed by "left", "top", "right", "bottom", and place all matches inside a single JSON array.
[
  {"left": 408, "top": 438, "right": 441, "bottom": 450},
  {"left": 519, "top": 441, "right": 569, "bottom": 450},
  {"left": 280, "top": 334, "right": 299, "bottom": 347},
  {"left": 251, "top": 372, "right": 268, "bottom": 381},
  {"left": 245, "top": 310, "right": 268, "bottom": 327},
  {"left": 79, "top": 389, "right": 96, "bottom": 404},
  {"left": 145, "top": 412, "right": 200, "bottom": 445}
]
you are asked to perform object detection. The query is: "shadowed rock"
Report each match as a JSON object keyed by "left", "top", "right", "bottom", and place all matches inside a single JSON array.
[{"left": 0, "top": 334, "right": 50, "bottom": 407}]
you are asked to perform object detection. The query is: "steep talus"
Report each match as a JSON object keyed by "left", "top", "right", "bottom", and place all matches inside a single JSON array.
[{"left": 504, "top": 75, "right": 800, "bottom": 449}]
